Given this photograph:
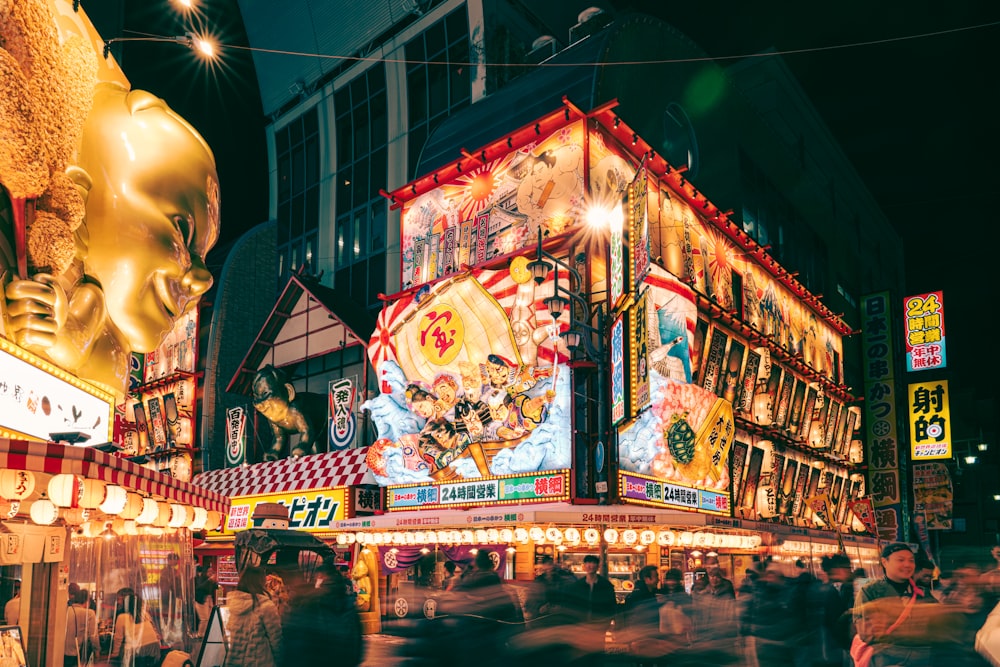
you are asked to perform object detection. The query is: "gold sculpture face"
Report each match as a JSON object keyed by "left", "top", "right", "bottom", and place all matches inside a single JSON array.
[{"left": 77, "top": 84, "right": 220, "bottom": 353}]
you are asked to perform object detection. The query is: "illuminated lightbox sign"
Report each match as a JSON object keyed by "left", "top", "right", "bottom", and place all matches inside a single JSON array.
[
  {"left": 222, "top": 488, "right": 347, "bottom": 534},
  {"left": 908, "top": 379, "right": 952, "bottom": 461},
  {"left": 0, "top": 340, "right": 113, "bottom": 443},
  {"left": 387, "top": 470, "right": 569, "bottom": 511},
  {"left": 903, "top": 291, "right": 947, "bottom": 372},
  {"left": 619, "top": 472, "right": 730, "bottom": 515}
]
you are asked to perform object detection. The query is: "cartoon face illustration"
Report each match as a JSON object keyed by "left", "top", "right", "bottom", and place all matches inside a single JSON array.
[
  {"left": 406, "top": 385, "right": 438, "bottom": 420},
  {"left": 485, "top": 355, "right": 512, "bottom": 388}
]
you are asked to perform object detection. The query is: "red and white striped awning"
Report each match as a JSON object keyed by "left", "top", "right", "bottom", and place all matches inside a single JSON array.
[
  {"left": 192, "top": 447, "right": 375, "bottom": 498},
  {"left": 0, "top": 439, "right": 229, "bottom": 513}
]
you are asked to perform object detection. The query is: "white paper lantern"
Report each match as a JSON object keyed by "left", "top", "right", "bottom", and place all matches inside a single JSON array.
[
  {"left": 622, "top": 530, "right": 638, "bottom": 546},
  {"left": 189, "top": 507, "right": 208, "bottom": 530},
  {"left": 204, "top": 510, "right": 223, "bottom": 531},
  {"left": 604, "top": 528, "right": 619, "bottom": 544},
  {"left": 79, "top": 479, "right": 107, "bottom": 509},
  {"left": 168, "top": 504, "right": 188, "bottom": 529},
  {"left": 48, "top": 474, "right": 83, "bottom": 508},
  {"left": 0, "top": 469, "right": 35, "bottom": 500},
  {"left": 62, "top": 508, "right": 90, "bottom": 526},
  {"left": 153, "top": 503, "right": 171, "bottom": 528},
  {"left": 564, "top": 527, "right": 581, "bottom": 544},
  {"left": 119, "top": 493, "right": 144, "bottom": 520},
  {"left": 100, "top": 486, "right": 128, "bottom": 515},
  {"left": 29, "top": 499, "right": 58, "bottom": 525},
  {"left": 583, "top": 528, "right": 600, "bottom": 545},
  {"left": 135, "top": 498, "right": 159, "bottom": 525},
  {"left": 124, "top": 520, "right": 138, "bottom": 536},
  {"left": 640, "top": 530, "right": 656, "bottom": 546}
]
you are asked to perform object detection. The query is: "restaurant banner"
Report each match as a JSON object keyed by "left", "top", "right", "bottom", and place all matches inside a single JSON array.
[
  {"left": 912, "top": 462, "right": 953, "bottom": 529},
  {"left": 328, "top": 377, "right": 357, "bottom": 451},
  {"left": 225, "top": 407, "right": 246, "bottom": 467},
  {"left": 860, "top": 292, "right": 903, "bottom": 542},
  {"left": 848, "top": 497, "right": 878, "bottom": 537}
]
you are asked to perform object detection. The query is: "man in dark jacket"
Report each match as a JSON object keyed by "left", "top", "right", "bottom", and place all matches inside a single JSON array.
[
  {"left": 623, "top": 565, "right": 661, "bottom": 635},
  {"left": 566, "top": 554, "right": 618, "bottom": 626},
  {"left": 281, "top": 562, "right": 363, "bottom": 667}
]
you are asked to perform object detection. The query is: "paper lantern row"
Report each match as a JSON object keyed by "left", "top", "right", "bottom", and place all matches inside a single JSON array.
[{"left": 0, "top": 470, "right": 222, "bottom": 530}]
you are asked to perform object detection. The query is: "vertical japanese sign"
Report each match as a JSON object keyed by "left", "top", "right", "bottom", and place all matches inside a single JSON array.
[
  {"left": 226, "top": 407, "right": 246, "bottom": 467},
  {"left": 610, "top": 313, "right": 626, "bottom": 425},
  {"left": 328, "top": 377, "right": 357, "bottom": 451},
  {"left": 629, "top": 162, "right": 650, "bottom": 292},
  {"left": 630, "top": 290, "right": 650, "bottom": 416},
  {"left": 908, "top": 380, "right": 952, "bottom": 460},
  {"left": 860, "top": 292, "right": 903, "bottom": 542},
  {"left": 848, "top": 497, "right": 879, "bottom": 536},
  {"left": 610, "top": 206, "right": 626, "bottom": 310},
  {"left": 903, "top": 291, "right": 947, "bottom": 372}
]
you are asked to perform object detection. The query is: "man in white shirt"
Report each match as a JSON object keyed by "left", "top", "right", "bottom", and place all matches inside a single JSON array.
[{"left": 4, "top": 583, "right": 20, "bottom": 626}]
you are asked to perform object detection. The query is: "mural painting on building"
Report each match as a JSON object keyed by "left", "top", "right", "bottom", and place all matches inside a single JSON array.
[
  {"left": 363, "top": 267, "right": 571, "bottom": 486},
  {"left": 652, "top": 180, "right": 842, "bottom": 380}
]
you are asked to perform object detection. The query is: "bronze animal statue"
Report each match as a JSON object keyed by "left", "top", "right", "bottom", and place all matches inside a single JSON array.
[{"left": 251, "top": 365, "right": 328, "bottom": 460}]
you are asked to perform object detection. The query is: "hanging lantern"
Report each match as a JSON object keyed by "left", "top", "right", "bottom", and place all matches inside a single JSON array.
[
  {"left": 100, "top": 486, "right": 128, "bottom": 515},
  {"left": 47, "top": 474, "right": 83, "bottom": 508},
  {"left": 119, "top": 493, "right": 144, "bottom": 520},
  {"left": 204, "top": 510, "right": 223, "bottom": 531},
  {"left": 168, "top": 504, "right": 188, "bottom": 529},
  {"left": 189, "top": 507, "right": 208, "bottom": 530},
  {"left": 0, "top": 469, "right": 35, "bottom": 500},
  {"left": 622, "top": 529, "right": 638, "bottom": 546},
  {"left": 513, "top": 528, "right": 529, "bottom": 543},
  {"left": 123, "top": 520, "right": 138, "bottom": 536},
  {"left": 528, "top": 526, "right": 544, "bottom": 542},
  {"left": 604, "top": 528, "right": 619, "bottom": 544},
  {"left": 657, "top": 530, "right": 676, "bottom": 546},
  {"left": 153, "top": 503, "right": 172, "bottom": 528},
  {"left": 29, "top": 499, "right": 58, "bottom": 525},
  {"left": 564, "top": 527, "right": 581, "bottom": 544},
  {"left": 79, "top": 479, "right": 106, "bottom": 509},
  {"left": 0, "top": 501, "right": 20, "bottom": 520},
  {"left": 475, "top": 529, "right": 488, "bottom": 544},
  {"left": 62, "top": 507, "right": 90, "bottom": 526},
  {"left": 111, "top": 518, "right": 128, "bottom": 536},
  {"left": 135, "top": 498, "right": 159, "bottom": 525},
  {"left": 640, "top": 530, "right": 656, "bottom": 546},
  {"left": 583, "top": 528, "right": 600, "bottom": 545},
  {"left": 545, "top": 527, "right": 563, "bottom": 544}
]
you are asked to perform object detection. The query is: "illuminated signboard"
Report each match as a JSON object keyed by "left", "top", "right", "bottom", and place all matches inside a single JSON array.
[
  {"left": 908, "top": 379, "right": 952, "bottom": 460},
  {"left": 903, "top": 291, "right": 946, "bottom": 372},
  {"left": 619, "top": 472, "right": 730, "bottom": 515},
  {"left": 0, "top": 338, "right": 114, "bottom": 443},
  {"left": 610, "top": 313, "right": 626, "bottom": 425},
  {"left": 223, "top": 488, "right": 347, "bottom": 534},
  {"left": 386, "top": 470, "right": 570, "bottom": 511},
  {"left": 861, "top": 292, "right": 902, "bottom": 541}
]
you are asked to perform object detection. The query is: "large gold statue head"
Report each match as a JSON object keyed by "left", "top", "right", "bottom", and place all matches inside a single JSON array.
[{"left": 77, "top": 83, "right": 220, "bottom": 353}]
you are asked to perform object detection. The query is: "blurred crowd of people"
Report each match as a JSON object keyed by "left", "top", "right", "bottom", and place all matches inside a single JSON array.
[{"left": 393, "top": 543, "right": 1000, "bottom": 667}]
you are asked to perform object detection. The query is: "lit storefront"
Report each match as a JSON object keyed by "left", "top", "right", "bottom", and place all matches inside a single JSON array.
[{"left": 340, "top": 100, "right": 875, "bottom": 618}]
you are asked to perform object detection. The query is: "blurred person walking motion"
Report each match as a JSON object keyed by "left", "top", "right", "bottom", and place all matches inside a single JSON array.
[
  {"left": 524, "top": 554, "right": 575, "bottom": 626},
  {"left": 110, "top": 589, "right": 162, "bottom": 667},
  {"left": 692, "top": 566, "right": 738, "bottom": 657},
  {"left": 565, "top": 554, "right": 618, "bottom": 665},
  {"left": 853, "top": 543, "right": 938, "bottom": 667},
  {"left": 65, "top": 587, "right": 99, "bottom": 667},
  {"left": 741, "top": 562, "right": 807, "bottom": 667},
  {"left": 801, "top": 554, "right": 855, "bottom": 667},
  {"left": 281, "top": 560, "right": 362, "bottom": 667},
  {"left": 223, "top": 566, "right": 282, "bottom": 667}
]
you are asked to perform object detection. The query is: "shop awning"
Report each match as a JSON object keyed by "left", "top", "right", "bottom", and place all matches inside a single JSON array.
[
  {"left": 191, "top": 446, "right": 375, "bottom": 498},
  {"left": 0, "top": 438, "right": 229, "bottom": 513},
  {"left": 226, "top": 273, "right": 376, "bottom": 395}
]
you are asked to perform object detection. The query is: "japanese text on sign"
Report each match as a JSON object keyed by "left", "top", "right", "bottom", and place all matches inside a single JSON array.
[
  {"left": 904, "top": 291, "right": 947, "bottom": 372},
  {"left": 908, "top": 380, "right": 952, "bottom": 460}
]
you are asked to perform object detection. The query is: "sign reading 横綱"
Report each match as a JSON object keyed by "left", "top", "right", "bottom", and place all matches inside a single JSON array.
[
  {"left": 908, "top": 380, "right": 952, "bottom": 460},
  {"left": 860, "top": 292, "right": 903, "bottom": 542},
  {"left": 903, "top": 291, "right": 946, "bottom": 372},
  {"left": 619, "top": 472, "right": 730, "bottom": 515}
]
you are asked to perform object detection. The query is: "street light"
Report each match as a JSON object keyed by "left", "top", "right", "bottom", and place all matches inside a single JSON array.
[
  {"left": 529, "top": 228, "right": 606, "bottom": 362},
  {"left": 102, "top": 33, "right": 217, "bottom": 60}
]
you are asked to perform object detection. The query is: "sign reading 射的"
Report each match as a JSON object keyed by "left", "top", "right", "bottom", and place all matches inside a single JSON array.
[
  {"left": 619, "top": 472, "right": 730, "bottom": 515},
  {"left": 386, "top": 470, "right": 570, "bottom": 511},
  {"left": 904, "top": 291, "right": 946, "bottom": 372},
  {"left": 908, "top": 380, "right": 952, "bottom": 460},
  {"left": 222, "top": 488, "right": 347, "bottom": 534},
  {"left": 0, "top": 338, "right": 114, "bottom": 443}
]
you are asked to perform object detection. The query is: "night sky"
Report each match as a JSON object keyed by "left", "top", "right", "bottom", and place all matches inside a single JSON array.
[{"left": 87, "top": 1, "right": 999, "bottom": 431}]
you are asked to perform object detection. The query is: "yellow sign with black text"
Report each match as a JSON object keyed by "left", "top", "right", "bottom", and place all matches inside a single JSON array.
[
  {"left": 908, "top": 380, "right": 952, "bottom": 460},
  {"left": 222, "top": 488, "right": 347, "bottom": 534}
]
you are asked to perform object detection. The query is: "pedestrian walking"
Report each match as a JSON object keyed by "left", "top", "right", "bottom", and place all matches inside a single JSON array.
[{"left": 224, "top": 566, "right": 282, "bottom": 667}]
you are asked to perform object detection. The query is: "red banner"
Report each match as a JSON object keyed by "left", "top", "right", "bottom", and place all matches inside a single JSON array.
[{"left": 848, "top": 497, "right": 878, "bottom": 536}]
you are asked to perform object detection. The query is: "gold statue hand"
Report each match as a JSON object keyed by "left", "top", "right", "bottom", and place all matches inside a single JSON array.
[{"left": 4, "top": 273, "right": 68, "bottom": 348}]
